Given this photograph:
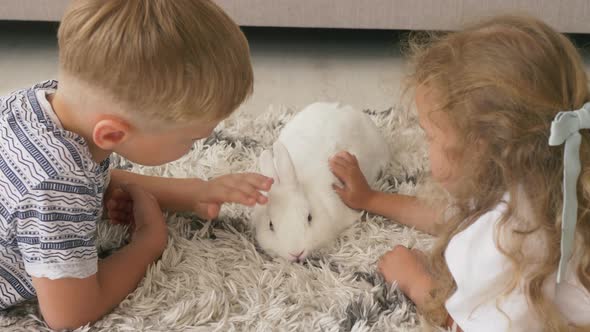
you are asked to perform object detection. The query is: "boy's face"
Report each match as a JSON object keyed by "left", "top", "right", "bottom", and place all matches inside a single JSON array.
[{"left": 116, "top": 119, "right": 220, "bottom": 166}]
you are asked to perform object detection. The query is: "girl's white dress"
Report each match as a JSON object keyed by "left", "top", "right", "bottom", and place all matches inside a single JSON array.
[{"left": 444, "top": 194, "right": 590, "bottom": 331}]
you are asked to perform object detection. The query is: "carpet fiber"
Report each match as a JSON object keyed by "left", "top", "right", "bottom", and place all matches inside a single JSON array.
[{"left": 0, "top": 105, "right": 436, "bottom": 332}]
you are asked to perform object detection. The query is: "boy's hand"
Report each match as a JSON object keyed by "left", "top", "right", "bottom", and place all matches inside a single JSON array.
[
  {"left": 195, "top": 173, "right": 274, "bottom": 219},
  {"left": 329, "top": 151, "right": 375, "bottom": 210},
  {"left": 105, "top": 171, "right": 273, "bottom": 222},
  {"left": 122, "top": 183, "right": 168, "bottom": 255},
  {"left": 105, "top": 187, "right": 134, "bottom": 226}
]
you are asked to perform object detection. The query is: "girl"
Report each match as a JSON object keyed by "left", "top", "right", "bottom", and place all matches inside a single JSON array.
[{"left": 330, "top": 15, "right": 590, "bottom": 331}]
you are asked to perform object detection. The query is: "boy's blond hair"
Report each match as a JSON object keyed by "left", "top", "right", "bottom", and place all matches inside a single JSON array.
[{"left": 58, "top": 0, "right": 253, "bottom": 123}]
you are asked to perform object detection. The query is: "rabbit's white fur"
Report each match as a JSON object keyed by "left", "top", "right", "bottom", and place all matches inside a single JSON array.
[{"left": 252, "top": 102, "right": 389, "bottom": 262}]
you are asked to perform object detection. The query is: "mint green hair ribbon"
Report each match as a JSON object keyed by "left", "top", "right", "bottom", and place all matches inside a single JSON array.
[{"left": 548, "top": 102, "right": 590, "bottom": 284}]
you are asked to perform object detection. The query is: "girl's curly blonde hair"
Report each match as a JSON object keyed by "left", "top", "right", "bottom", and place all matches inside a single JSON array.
[{"left": 406, "top": 16, "right": 590, "bottom": 331}]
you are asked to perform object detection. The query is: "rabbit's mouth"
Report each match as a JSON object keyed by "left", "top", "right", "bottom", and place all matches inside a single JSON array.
[
  {"left": 254, "top": 243, "right": 315, "bottom": 265},
  {"left": 287, "top": 250, "right": 307, "bottom": 263},
  {"left": 253, "top": 243, "right": 339, "bottom": 270}
]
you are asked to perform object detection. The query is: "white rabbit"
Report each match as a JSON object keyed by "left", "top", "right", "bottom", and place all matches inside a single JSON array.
[{"left": 252, "top": 102, "right": 389, "bottom": 262}]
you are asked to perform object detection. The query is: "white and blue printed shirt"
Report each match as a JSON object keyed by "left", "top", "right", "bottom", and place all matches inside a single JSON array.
[{"left": 0, "top": 81, "right": 110, "bottom": 309}]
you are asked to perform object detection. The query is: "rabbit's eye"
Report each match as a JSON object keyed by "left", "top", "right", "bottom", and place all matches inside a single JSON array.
[
  {"left": 307, "top": 214, "right": 312, "bottom": 224},
  {"left": 269, "top": 220, "right": 274, "bottom": 231}
]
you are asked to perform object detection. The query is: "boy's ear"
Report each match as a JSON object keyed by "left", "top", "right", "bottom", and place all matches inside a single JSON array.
[{"left": 92, "top": 117, "right": 131, "bottom": 150}]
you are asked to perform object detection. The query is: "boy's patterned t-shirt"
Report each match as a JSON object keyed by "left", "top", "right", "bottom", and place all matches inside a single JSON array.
[{"left": 0, "top": 81, "right": 110, "bottom": 309}]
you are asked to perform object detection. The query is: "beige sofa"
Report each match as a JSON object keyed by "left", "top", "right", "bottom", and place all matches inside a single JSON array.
[{"left": 1, "top": 0, "right": 589, "bottom": 33}]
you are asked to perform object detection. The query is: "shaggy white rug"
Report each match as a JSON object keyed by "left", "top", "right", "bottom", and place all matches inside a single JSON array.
[{"left": 0, "top": 105, "right": 437, "bottom": 332}]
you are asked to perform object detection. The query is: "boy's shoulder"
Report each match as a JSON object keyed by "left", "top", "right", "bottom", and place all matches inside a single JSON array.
[{"left": 0, "top": 81, "right": 109, "bottom": 198}]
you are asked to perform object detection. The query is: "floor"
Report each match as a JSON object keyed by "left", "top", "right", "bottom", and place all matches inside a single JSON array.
[{"left": 0, "top": 21, "right": 588, "bottom": 116}]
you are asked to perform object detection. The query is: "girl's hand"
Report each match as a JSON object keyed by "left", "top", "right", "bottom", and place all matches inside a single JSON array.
[
  {"left": 194, "top": 173, "right": 274, "bottom": 219},
  {"left": 329, "top": 151, "right": 375, "bottom": 210},
  {"left": 378, "top": 245, "right": 433, "bottom": 309}
]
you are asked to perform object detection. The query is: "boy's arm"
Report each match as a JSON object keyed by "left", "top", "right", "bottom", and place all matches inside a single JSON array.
[
  {"left": 108, "top": 169, "right": 272, "bottom": 216},
  {"left": 109, "top": 169, "right": 206, "bottom": 213},
  {"left": 32, "top": 184, "right": 167, "bottom": 330},
  {"left": 329, "top": 151, "right": 442, "bottom": 235},
  {"left": 32, "top": 238, "right": 160, "bottom": 330}
]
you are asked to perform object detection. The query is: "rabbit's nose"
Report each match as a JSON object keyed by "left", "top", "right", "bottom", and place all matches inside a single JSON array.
[{"left": 290, "top": 250, "right": 305, "bottom": 262}]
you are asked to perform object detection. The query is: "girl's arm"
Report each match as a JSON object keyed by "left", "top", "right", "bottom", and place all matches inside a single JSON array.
[
  {"left": 363, "top": 192, "right": 441, "bottom": 235},
  {"left": 329, "top": 151, "right": 442, "bottom": 235}
]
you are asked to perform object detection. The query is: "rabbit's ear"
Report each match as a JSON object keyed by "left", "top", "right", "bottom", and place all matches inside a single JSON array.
[
  {"left": 259, "top": 149, "right": 279, "bottom": 183},
  {"left": 272, "top": 141, "right": 298, "bottom": 186}
]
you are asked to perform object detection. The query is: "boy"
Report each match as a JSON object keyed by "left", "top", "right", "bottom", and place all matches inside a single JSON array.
[{"left": 0, "top": 0, "right": 272, "bottom": 329}]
